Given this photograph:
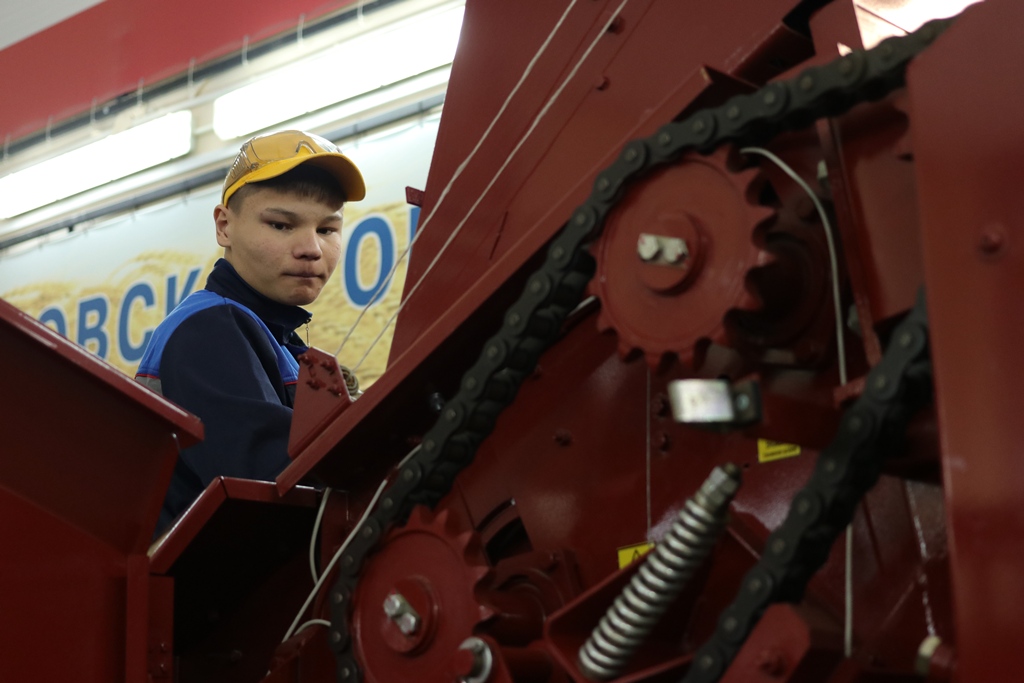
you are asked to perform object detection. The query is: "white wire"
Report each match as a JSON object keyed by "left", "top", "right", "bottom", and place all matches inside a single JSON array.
[
  {"left": 350, "top": 0, "right": 633, "bottom": 373},
  {"left": 740, "top": 146, "right": 853, "bottom": 658},
  {"left": 309, "top": 487, "right": 332, "bottom": 584},
  {"left": 293, "top": 619, "right": 332, "bottom": 636},
  {"left": 281, "top": 446, "right": 421, "bottom": 643},
  {"left": 334, "top": 0, "right": 585, "bottom": 359}
]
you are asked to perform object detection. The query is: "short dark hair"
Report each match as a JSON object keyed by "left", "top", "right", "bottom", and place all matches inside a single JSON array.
[{"left": 227, "top": 164, "right": 346, "bottom": 212}]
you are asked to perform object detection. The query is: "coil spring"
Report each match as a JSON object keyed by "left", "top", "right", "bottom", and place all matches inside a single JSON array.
[{"left": 577, "top": 464, "right": 741, "bottom": 681}]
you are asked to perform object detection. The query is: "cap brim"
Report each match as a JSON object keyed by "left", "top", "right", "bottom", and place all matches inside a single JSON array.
[{"left": 222, "top": 151, "right": 366, "bottom": 205}]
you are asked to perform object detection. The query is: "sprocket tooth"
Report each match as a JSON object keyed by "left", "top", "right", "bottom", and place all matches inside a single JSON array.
[
  {"left": 750, "top": 205, "right": 777, "bottom": 228},
  {"left": 735, "top": 166, "right": 764, "bottom": 191},
  {"left": 432, "top": 507, "right": 452, "bottom": 532},
  {"left": 454, "top": 529, "right": 479, "bottom": 554},
  {"left": 644, "top": 350, "right": 669, "bottom": 371},
  {"left": 617, "top": 340, "right": 639, "bottom": 361},
  {"left": 408, "top": 505, "right": 432, "bottom": 527},
  {"left": 470, "top": 565, "right": 491, "bottom": 585}
]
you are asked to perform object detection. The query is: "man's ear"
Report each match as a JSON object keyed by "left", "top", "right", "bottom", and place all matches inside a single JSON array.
[{"left": 214, "top": 205, "right": 231, "bottom": 248}]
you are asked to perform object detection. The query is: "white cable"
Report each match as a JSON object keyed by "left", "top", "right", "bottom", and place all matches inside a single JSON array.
[
  {"left": 350, "top": 0, "right": 633, "bottom": 373},
  {"left": 281, "top": 446, "right": 421, "bottom": 643},
  {"left": 309, "top": 487, "right": 332, "bottom": 584},
  {"left": 740, "top": 146, "right": 852, "bottom": 658},
  {"left": 334, "top": 0, "right": 584, "bottom": 358},
  {"left": 739, "top": 147, "right": 847, "bottom": 386},
  {"left": 293, "top": 619, "right": 332, "bottom": 636},
  {"left": 645, "top": 366, "right": 652, "bottom": 536}
]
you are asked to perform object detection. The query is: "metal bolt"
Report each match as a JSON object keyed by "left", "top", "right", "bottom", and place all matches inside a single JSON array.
[
  {"left": 661, "top": 237, "right": 688, "bottom": 264},
  {"left": 637, "top": 233, "right": 661, "bottom": 261},
  {"left": 383, "top": 594, "right": 404, "bottom": 617},
  {"left": 396, "top": 613, "right": 420, "bottom": 635},
  {"left": 978, "top": 228, "right": 1005, "bottom": 256},
  {"left": 757, "top": 649, "right": 787, "bottom": 677},
  {"left": 383, "top": 593, "right": 421, "bottom": 636}
]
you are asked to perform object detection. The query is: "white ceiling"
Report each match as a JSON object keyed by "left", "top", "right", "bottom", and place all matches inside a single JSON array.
[{"left": 0, "top": 0, "right": 105, "bottom": 52}]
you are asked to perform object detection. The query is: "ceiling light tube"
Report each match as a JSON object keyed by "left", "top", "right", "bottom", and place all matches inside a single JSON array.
[
  {"left": 212, "top": 2, "right": 464, "bottom": 140},
  {"left": 0, "top": 111, "right": 193, "bottom": 220}
]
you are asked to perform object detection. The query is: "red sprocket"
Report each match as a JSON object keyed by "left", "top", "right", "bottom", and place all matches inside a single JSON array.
[
  {"left": 590, "top": 146, "right": 776, "bottom": 369},
  {"left": 350, "top": 506, "right": 493, "bottom": 683}
]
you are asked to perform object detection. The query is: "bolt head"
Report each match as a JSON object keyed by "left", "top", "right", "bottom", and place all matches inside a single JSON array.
[
  {"left": 396, "top": 612, "right": 420, "bottom": 635},
  {"left": 637, "top": 233, "right": 661, "bottom": 261},
  {"left": 661, "top": 237, "right": 688, "bottom": 264},
  {"left": 383, "top": 594, "right": 403, "bottom": 617}
]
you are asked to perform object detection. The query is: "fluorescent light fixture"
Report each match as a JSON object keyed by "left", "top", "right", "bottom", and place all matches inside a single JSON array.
[
  {"left": 0, "top": 111, "right": 193, "bottom": 219},
  {"left": 213, "top": 2, "right": 464, "bottom": 140}
]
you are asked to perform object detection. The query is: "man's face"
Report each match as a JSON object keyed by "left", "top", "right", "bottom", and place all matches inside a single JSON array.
[{"left": 214, "top": 188, "right": 343, "bottom": 306}]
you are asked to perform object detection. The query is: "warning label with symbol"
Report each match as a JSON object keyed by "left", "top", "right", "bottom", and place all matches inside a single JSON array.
[
  {"left": 616, "top": 542, "right": 655, "bottom": 569},
  {"left": 757, "top": 439, "right": 801, "bottom": 463}
]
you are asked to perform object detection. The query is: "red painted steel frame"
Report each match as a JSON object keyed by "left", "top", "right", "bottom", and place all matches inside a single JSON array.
[
  {"left": 0, "top": 297, "right": 202, "bottom": 683},
  {"left": 268, "top": 1, "right": 986, "bottom": 682},
  {"left": 911, "top": 0, "right": 1024, "bottom": 677}
]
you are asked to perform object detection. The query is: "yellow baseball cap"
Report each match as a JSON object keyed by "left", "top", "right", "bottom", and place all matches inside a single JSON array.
[{"left": 222, "top": 129, "right": 366, "bottom": 205}]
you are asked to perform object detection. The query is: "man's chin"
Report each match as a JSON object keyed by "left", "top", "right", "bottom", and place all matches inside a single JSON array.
[{"left": 277, "top": 288, "right": 320, "bottom": 306}]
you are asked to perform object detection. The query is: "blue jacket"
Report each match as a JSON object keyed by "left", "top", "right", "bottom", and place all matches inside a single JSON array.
[{"left": 136, "top": 259, "right": 311, "bottom": 534}]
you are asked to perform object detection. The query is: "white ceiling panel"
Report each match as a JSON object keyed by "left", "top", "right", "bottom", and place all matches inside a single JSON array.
[{"left": 0, "top": 0, "right": 106, "bottom": 51}]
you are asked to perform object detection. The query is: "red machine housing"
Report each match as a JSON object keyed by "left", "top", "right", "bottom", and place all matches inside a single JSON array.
[{"left": 4, "top": 0, "right": 1023, "bottom": 682}]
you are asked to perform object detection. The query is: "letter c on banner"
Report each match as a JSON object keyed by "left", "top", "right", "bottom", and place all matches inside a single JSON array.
[
  {"left": 119, "top": 282, "right": 156, "bottom": 362},
  {"left": 344, "top": 215, "right": 395, "bottom": 307}
]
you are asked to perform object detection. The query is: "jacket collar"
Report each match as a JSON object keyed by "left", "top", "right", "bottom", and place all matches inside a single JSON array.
[{"left": 206, "top": 259, "right": 312, "bottom": 344}]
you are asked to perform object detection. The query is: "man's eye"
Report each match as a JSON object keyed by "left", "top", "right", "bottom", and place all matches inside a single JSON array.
[
  {"left": 317, "top": 227, "right": 339, "bottom": 235},
  {"left": 268, "top": 221, "right": 289, "bottom": 230}
]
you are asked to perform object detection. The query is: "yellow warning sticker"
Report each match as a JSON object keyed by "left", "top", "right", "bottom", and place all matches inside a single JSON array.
[
  {"left": 757, "top": 439, "right": 802, "bottom": 463},
  {"left": 617, "top": 542, "right": 655, "bottom": 569}
]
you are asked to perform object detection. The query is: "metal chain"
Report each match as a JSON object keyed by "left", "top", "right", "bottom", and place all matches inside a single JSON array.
[
  {"left": 328, "top": 17, "right": 952, "bottom": 681},
  {"left": 680, "top": 290, "right": 932, "bottom": 682}
]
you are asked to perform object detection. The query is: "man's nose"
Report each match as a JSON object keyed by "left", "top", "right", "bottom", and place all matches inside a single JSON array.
[{"left": 293, "top": 228, "right": 323, "bottom": 259}]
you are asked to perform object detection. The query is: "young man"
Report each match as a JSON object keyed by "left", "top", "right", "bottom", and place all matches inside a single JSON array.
[{"left": 136, "top": 129, "right": 364, "bottom": 534}]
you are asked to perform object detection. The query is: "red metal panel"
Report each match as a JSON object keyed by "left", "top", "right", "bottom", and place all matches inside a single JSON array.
[
  {"left": 909, "top": 0, "right": 1024, "bottom": 678},
  {"left": 149, "top": 478, "right": 320, "bottom": 683},
  {"left": 0, "top": 0, "right": 359, "bottom": 141},
  {"left": 0, "top": 297, "right": 201, "bottom": 552},
  {"left": 0, "top": 295, "right": 202, "bottom": 682}
]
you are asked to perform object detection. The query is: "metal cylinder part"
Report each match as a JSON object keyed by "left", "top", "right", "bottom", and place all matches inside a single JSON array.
[{"left": 577, "top": 464, "right": 741, "bottom": 681}]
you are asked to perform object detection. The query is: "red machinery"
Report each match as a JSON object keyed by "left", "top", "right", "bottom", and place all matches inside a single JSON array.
[{"left": 4, "top": 0, "right": 1023, "bottom": 681}]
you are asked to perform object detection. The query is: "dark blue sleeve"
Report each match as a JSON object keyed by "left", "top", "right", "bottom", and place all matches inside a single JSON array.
[{"left": 159, "top": 304, "right": 293, "bottom": 487}]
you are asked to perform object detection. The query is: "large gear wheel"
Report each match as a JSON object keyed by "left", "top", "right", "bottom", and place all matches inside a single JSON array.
[
  {"left": 591, "top": 145, "right": 777, "bottom": 369},
  {"left": 349, "top": 506, "right": 492, "bottom": 683}
]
